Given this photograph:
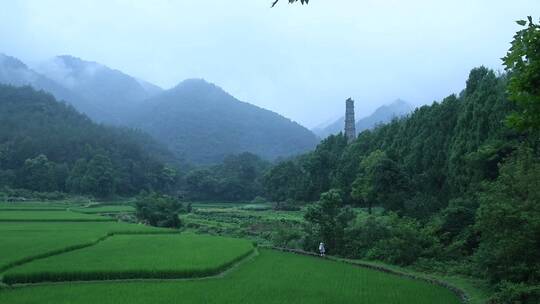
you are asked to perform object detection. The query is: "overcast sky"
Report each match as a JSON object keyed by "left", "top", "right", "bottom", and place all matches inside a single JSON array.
[{"left": 1, "top": 1, "right": 538, "bottom": 128}]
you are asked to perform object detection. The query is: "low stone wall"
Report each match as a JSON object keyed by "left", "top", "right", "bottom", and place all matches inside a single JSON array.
[{"left": 263, "top": 246, "right": 469, "bottom": 304}]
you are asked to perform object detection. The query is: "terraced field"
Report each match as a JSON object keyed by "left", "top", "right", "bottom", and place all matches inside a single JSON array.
[
  {"left": 70, "top": 205, "right": 136, "bottom": 214},
  {"left": 0, "top": 249, "right": 460, "bottom": 304},
  {"left": 0, "top": 210, "right": 114, "bottom": 221},
  {"left": 0, "top": 220, "right": 164, "bottom": 271},
  {"left": 4, "top": 233, "right": 254, "bottom": 283},
  {"left": 0, "top": 202, "right": 69, "bottom": 211},
  {"left": 0, "top": 202, "right": 463, "bottom": 304}
]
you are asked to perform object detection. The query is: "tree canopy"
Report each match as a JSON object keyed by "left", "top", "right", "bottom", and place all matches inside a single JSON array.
[
  {"left": 503, "top": 17, "right": 540, "bottom": 132},
  {"left": 0, "top": 85, "right": 178, "bottom": 198}
]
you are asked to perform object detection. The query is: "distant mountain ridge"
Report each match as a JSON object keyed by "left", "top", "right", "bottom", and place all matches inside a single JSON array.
[
  {"left": 0, "top": 54, "right": 319, "bottom": 164},
  {"left": 132, "top": 78, "right": 319, "bottom": 164},
  {"left": 35, "top": 55, "right": 163, "bottom": 124},
  {"left": 0, "top": 53, "right": 107, "bottom": 120},
  {"left": 313, "top": 99, "right": 414, "bottom": 138}
]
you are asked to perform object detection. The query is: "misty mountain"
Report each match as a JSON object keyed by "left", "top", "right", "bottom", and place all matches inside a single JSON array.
[
  {"left": 132, "top": 79, "right": 319, "bottom": 164},
  {"left": 2, "top": 54, "right": 319, "bottom": 163},
  {"left": 35, "top": 55, "right": 162, "bottom": 124},
  {"left": 0, "top": 84, "right": 178, "bottom": 196},
  {"left": 0, "top": 53, "right": 107, "bottom": 120},
  {"left": 313, "top": 99, "right": 414, "bottom": 138},
  {"left": 137, "top": 78, "right": 163, "bottom": 97}
]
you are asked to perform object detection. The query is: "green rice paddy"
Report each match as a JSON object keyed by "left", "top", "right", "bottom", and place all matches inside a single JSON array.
[
  {"left": 69, "top": 205, "right": 136, "bottom": 214},
  {"left": 0, "top": 202, "right": 70, "bottom": 211},
  {"left": 0, "top": 221, "right": 163, "bottom": 271},
  {"left": 0, "top": 210, "right": 114, "bottom": 221},
  {"left": 0, "top": 250, "right": 460, "bottom": 304},
  {"left": 0, "top": 202, "right": 463, "bottom": 304},
  {"left": 4, "top": 233, "right": 254, "bottom": 283}
]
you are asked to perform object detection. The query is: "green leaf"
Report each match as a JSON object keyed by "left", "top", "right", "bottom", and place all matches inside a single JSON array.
[{"left": 516, "top": 20, "right": 527, "bottom": 26}]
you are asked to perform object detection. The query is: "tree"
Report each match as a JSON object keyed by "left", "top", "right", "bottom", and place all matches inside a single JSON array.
[
  {"left": 0, "top": 85, "right": 177, "bottom": 196},
  {"left": 304, "top": 189, "right": 354, "bottom": 254},
  {"left": 135, "top": 192, "right": 184, "bottom": 228},
  {"left": 351, "top": 150, "right": 387, "bottom": 214},
  {"left": 271, "top": 0, "right": 308, "bottom": 8},
  {"left": 157, "top": 166, "right": 178, "bottom": 193},
  {"left": 184, "top": 169, "right": 218, "bottom": 200},
  {"left": 503, "top": 17, "right": 540, "bottom": 132},
  {"left": 304, "top": 134, "right": 348, "bottom": 201},
  {"left": 263, "top": 160, "right": 304, "bottom": 202},
  {"left": 351, "top": 174, "right": 373, "bottom": 212},
  {"left": 19, "top": 154, "right": 58, "bottom": 192},
  {"left": 82, "top": 153, "right": 116, "bottom": 198},
  {"left": 66, "top": 159, "right": 88, "bottom": 193},
  {"left": 475, "top": 146, "right": 540, "bottom": 284},
  {"left": 183, "top": 152, "right": 270, "bottom": 202}
]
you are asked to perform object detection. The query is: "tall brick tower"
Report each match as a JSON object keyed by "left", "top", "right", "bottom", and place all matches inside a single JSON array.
[{"left": 344, "top": 98, "right": 356, "bottom": 143}]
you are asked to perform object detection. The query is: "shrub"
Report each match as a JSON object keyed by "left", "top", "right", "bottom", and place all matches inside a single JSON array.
[
  {"left": 488, "top": 282, "right": 540, "bottom": 304},
  {"left": 344, "top": 215, "right": 391, "bottom": 258},
  {"left": 271, "top": 227, "right": 303, "bottom": 249},
  {"left": 135, "top": 192, "right": 185, "bottom": 228},
  {"left": 475, "top": 147, "right": 540, "bottom": 284},
  {"left": 344, "top": 213, "right": 439, "bottom": 266}
]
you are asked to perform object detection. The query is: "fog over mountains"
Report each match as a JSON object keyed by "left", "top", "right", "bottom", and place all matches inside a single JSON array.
[
  {"left": 0, "top": 53, "right": 106, "bottom": 120},
  {"left": 0, "top": 53, "right": 319, "bottom": 164},
  {"left": 35, "top": 55, "right": 163, "bottom": 124}
]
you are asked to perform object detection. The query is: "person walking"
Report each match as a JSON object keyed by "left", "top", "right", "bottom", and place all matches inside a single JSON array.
[{"left": 318, "top": 242, "right": 326, "bottom": 257}]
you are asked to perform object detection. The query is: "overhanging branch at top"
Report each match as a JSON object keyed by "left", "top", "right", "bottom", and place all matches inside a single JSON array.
[{"left": 271, "top": 0, "right": 309, "bottom": 8}]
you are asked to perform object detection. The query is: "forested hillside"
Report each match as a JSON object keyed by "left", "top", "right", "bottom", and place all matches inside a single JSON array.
[
  {"left": 180, "top": 152, "right": 270, "bottom": 201},
  {"left": 1, "top": 55, "right": 319, "bottom": 164},
  {"left": 0, "top": 85, "right": 178, "bottom": 198},
  {"left": 264, "top": 67, "right": 516, "bottom": 205},
  {"left": 132, "top": 79, "right": 319, "bottom": 164},
  {"left": 263, "top": 65, "right": 539, "bottom": 302},
  {"left": 36, "top": 55, "right": 162, "bottom": 124},
  {"left": 0, "top": 53, "right": 107, "bottom": 121}
]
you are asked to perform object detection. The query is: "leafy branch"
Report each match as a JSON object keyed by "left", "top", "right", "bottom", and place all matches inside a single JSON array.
[{"left": 271, "top": 0, "right": 309, "bottom": 8}]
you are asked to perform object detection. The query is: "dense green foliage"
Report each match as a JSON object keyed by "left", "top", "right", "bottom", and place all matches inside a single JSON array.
[
  {"left": 0, "top": 85, "right": 178, "bottom": 198},
  {"left": 4, "top": 233, "right": 254, "bottom": 284},
  {"left": 503, "top": 17, "right": 540, "bottom": 132},
  {"left": 264, "top": 134, "right": 348, "bottom": 202},
  {"left": 181, "top": 152, "right": 270, "bottom": 201},
  {"left": 304, "top": 189, "right": 353, "bottom": 254},
  {"left": 474, "top": 147, "right": 540, "bottom": 285},
  {"left": 0, "top": 249, "right": 460, "bottom": 304},
  {"left": 135, "top": 192, "right": 185, "bottom": 228},
  {"left": 264, "top": 66, "right": 516, "bottom": 208},
  {"left": 263, "top": 64, "right": 539, "bottom": 302}
]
